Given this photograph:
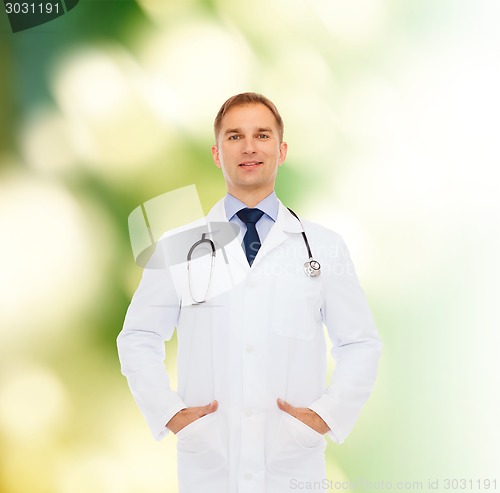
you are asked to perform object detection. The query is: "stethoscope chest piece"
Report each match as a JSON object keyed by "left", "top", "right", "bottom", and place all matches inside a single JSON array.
[
  {"left": 304, "top": 258, "right": 321, "bottom": 277},
  {"left": 287, "top": 208, "right": 321, "bottom": 278}
]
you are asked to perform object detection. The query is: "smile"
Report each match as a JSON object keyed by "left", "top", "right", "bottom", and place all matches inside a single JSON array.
[{"left": 239, "top": 161, "right": 263, "bottom": 167}]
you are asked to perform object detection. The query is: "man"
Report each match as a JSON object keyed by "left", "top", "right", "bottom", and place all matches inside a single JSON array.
[{"left": 117, "top": 92, "right": 382, "bottom": 493}]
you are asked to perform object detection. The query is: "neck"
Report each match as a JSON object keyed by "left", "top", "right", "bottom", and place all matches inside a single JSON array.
[{"left": 228, "top": 188, "right": 274, "bottom": 208}]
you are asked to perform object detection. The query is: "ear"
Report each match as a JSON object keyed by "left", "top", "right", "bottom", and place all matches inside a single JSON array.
[
  {"left": 278, "top": 141, "right": 288, "bottom": 167},
  {"left": 211, "top": 145, "right": 221, "bottom": 168}
]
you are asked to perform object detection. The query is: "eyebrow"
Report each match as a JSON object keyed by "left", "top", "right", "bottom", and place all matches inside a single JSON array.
[
  {"left": 257, "top": 127, "right": 273, "bottom": 133},
  {"left": 224, "top": 127, "right": 273, "bottom": 135}
]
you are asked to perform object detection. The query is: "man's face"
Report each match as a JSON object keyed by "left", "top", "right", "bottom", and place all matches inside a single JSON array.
[{"left": 212, "top": 103, "right": 287, "bottom": 198}]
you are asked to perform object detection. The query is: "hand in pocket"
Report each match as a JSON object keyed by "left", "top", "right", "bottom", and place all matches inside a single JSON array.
[
  {"left": 167, "top": 400, "right": 218, "bottom": 434},
  {"left": 277, "top": 398, "right": 329, "bottom": 434}
]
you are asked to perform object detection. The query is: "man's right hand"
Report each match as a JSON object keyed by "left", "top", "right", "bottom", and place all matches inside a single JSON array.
[{"left": 166, "top": 400, "right": 218, "bottom": 434}]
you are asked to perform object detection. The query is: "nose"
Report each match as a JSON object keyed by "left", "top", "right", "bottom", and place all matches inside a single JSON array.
[{"left": 242, "top": 138, "right": 256, "bottom": 154}]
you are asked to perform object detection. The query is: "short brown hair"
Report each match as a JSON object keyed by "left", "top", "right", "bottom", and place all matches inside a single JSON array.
[{"left": 214, "top": 92, "right": 284, "bottom": 143}]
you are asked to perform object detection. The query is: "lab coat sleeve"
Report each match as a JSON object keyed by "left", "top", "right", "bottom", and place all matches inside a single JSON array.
[
  {"left": 308, "top": 234, "right": 382, "bottom": 444},
  {"left": 117, "top": 241, "right": 186, "bottom": 441}
]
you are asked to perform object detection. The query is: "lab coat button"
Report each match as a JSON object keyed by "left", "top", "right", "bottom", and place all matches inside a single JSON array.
[
  {"left": 245, "top": 345, "right": 254, "bottom": 353},
  {"left": 244, "top": 473, "right": 253, "bottom": 480},
  {"left": 245, "top": 408, "right": 253, "bottom": 417}
]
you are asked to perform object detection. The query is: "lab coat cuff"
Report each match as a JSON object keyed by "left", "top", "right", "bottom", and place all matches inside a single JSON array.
[
  {"left": 308, "top": 401, "right": 343, "bottom": 444},
  {"left": 154, "top": 401, "right": 187, "bottom": 441}
]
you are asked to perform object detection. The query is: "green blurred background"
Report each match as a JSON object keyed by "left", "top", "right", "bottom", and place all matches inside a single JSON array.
[{"left": 1, "top": 1, "right": 499, "bottom": 492}]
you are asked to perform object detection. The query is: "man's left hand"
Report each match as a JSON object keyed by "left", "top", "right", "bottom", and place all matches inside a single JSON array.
[{"left": 277, "top": 398, "right": 330, "bottom": 434}]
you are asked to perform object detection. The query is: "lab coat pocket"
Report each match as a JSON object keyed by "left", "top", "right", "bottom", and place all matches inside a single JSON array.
[
  {"left": 272, "top": 275, "right": 322, "bottom": 340},
  {"left": 176, "top": 412, "right": 228, "bottom": 464},
  {"left": 266, "top": 412, "right": 326, "bottom": 476},
  {"left": 175, "top": 413, "right": 211, "bottom": 442},
  {"left": 282, "top": 412, "right": 324, "bottom": 449}
]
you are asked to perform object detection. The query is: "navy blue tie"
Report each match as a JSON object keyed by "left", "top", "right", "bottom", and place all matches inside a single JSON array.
[{"left": 236, "top": 208, "right": 265, "bottom": 266}]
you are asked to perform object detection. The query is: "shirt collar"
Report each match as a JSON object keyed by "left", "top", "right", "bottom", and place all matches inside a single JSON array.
[{"left": 224, "top": 192, "right": 279, "bottom": 223}]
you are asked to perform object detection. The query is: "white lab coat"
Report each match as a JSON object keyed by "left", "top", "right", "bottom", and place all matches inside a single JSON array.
[{"left": 117, "top": 198, "right": 382, "bottom": 493}]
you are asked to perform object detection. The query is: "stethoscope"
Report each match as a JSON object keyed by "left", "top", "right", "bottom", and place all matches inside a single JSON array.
[{"left": 187, "top": 208, "right": 321, "bottom": 304}]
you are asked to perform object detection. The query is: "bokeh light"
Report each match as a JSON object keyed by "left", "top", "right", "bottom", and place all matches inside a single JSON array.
[
  {"left": 0, "top": 363, "right": 69, "bottom": 442},
  {"left": 51, "top": 45, "right": 171, "bottom": 177},
  {"left": 0, "top": 171, "right": 113, "bottom": 345}
]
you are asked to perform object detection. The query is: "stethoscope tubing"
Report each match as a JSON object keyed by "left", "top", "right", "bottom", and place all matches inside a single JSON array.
[{"left": 187, "top": 209, "right": 321, "bottom": 303}]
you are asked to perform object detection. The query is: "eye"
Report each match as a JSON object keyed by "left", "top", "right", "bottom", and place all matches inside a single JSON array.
[
  {"left": 257, "top": 134, "right": 270, "bottom": 139},
  {"left": 228, "top": 134, "right": 241, "bottom": 140}
]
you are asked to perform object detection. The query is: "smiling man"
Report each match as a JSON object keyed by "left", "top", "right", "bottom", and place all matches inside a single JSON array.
[
  {"left": 211, "top": 101, "right": 287, "bottom": 207},
  {"left": 117, "top": 92, "right": 382, "bottom": 493}
]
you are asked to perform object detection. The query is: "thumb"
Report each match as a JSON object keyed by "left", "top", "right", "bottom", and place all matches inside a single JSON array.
[
  {"left": 277, "top": 398, "right": 295, "bottom": 416},
  {"left": 204, "top": 400, "right": 218, "bottom": 415}
]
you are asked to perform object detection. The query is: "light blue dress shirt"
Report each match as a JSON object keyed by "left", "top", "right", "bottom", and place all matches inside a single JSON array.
[{"left": 224, "top": 192, "right": 279, "bottom": 246}]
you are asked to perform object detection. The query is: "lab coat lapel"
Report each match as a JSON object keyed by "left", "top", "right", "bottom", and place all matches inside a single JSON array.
[
  {"left": 206, "top": 199, "right": 249, "bottom": 274},
  {"left": 252, "top": 200, "right": 303, "bottom": 268},
  {"left": 205, "top": 198, "right": 304, "bottom": 272}
]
